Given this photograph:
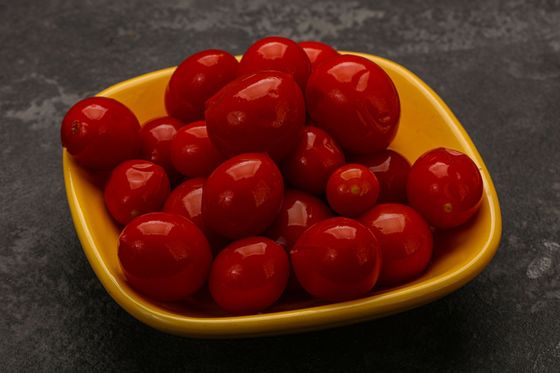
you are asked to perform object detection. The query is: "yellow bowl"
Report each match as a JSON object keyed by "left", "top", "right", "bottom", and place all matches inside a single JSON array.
[{"left": 63, "top": 51, "right": 502, "bottom": 338}]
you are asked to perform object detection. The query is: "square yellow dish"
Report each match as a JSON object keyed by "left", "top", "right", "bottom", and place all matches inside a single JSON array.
[{"left": 63, "top": 51, "right": 502, "bottom": 338}]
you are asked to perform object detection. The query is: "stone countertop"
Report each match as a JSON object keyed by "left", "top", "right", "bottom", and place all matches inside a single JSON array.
[{"left": 1, "top": 0, "right": 559, "bottom": 371}]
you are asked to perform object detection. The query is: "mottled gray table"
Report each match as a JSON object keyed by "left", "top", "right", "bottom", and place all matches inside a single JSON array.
[{"left": 2, "top": 0, "right": 559, "bottom": 371}]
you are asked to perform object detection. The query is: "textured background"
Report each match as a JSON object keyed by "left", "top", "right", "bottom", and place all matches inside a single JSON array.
[{"left": 1, "top": 0, "right": 560, "bottom": 371}]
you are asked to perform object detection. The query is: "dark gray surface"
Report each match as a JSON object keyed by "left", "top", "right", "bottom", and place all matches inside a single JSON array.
[{"left": 1, "top": 0, "right": 559, "bottom": 371}]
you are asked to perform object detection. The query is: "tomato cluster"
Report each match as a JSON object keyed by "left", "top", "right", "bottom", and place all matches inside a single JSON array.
[{"left": 61, "top": 37, "right": 484, "bottom": 315}]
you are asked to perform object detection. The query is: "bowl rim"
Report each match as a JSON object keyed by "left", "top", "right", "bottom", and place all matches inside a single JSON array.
[{"left": 63, "top": 51, "right": 502, "bottom": 338}]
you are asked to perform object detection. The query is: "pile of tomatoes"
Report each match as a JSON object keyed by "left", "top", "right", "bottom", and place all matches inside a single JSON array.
[{"left": 61, "top": 36, "right": 483, "bottom": 315}]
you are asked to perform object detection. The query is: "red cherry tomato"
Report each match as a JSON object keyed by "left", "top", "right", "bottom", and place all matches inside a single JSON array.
[
  {"left": 306, "top": 55, "right": 400, "bottom": 154},
  {"left": 205, "top": 71, "right": 305, "bottom": 162},
  {"left": 170, "top": 120, "right": 225, "bottom": 177},
  {"left": 326, "top": 164, "right": 380, "bottom": 217},
  {"left": 61, "top": 97, "right": 140, "bottom": 169},
  {"left": 118, "top": 212, "right": 212, "bottom": 301},
  {"left": 163, "top": 177, "right": 206, "bottom": 233},
  {"left": 238, "top": 36, "right": 311, "bottom": 90},
  {"left": 104, "top": 160, "right": 170, "bottom": 225},
  {"left": 291, "top": 217, "right": 381, "bottom": 301},
  {"left": 165, "top": 49, "right": 238, "bottom": 123},
  {"left": 282, "top": 126, "right": 345, "bottom": 195},
  {"left": 202, "top": 153, "right": 284, "bottom": 240},
  {"left": 298, "top": 41, "right": 339, "bottom": 68},
  {"left": 139, "top": 116, "right": 183, "bottom": 175},
  {"left": 352, "top": 149, "right": 411, "bottom": 203},
  {"left": 360, "top": 203, "right": 433, "bottom": 286},
  {"left": 163, "top": 177, "right": 228, "bottom": 251},
  {"left": 267, "top": 189, "right": 332, "bottom": 248},
  {"left": 209, "top": 237, "right": 289, "bottom": 314},
  {"left": 407, "top": 148, "right": 483, "bottom": 229}
]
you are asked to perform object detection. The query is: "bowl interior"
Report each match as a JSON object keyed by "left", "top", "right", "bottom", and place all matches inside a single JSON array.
[{"left": 63, "top": 52, "right": 501, "bottom": 337}]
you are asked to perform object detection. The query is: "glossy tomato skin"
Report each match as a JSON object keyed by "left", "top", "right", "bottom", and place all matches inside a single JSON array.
[
  {"left": 165, "top": 49, "right": 238, "bottom": 123},
  {"left": 205, "top": 71, "right": 305, "bottom": 162},
  {"left": 170, "top": 120, "right": 225, "bottom": 177},
  {"left": 163, "top": 177, "right": 207, "bottom": 233},
  {"left": 360, "top": 203, "right": 433, "bottom": 286},
  {"left": 267, "top": 189, "right": 332, "bottom": 248},
  {"left": 326, "top": 164, "right": 380, "bottom": 217},
  {"left": 352, "top": 149, "right": 411, "bottom": 203},
  {"left": 291, "top": 217, "right": 381, "bottom": 301},
  {"left": 104, "top": 160, "right": 170, "bottom": 225},
  {"left": 118, "top": 212, "right": 212, "bottom": 301},
  {"left": 139, "top": 116, "right": 183, "bottom": 175},
  {"left": 209, "top": 237, "right": 289, "bottom": 314},
  {"left": 202, "top": 153, "right": 284, "bottom": 240},
  {"left": 238, "top": 36, "right": 311, "bottom": 90},
  {"left": 298, "top": 41, "right": 339, "bottom": 68},
  {"left": 163, "top": 177, "right": 228, "bottom": 251},
  {"left": 407, "top": 148, "right": 483, "bottom": 229},
  {"left": 282, "top": 126, "right": 345, "bottom": 195},
  {"left": 306, "top": 55, "right": 400, "bottom": 154},
  {"left": 61, "top": 97, "right": 140, "bottom": 170}
]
